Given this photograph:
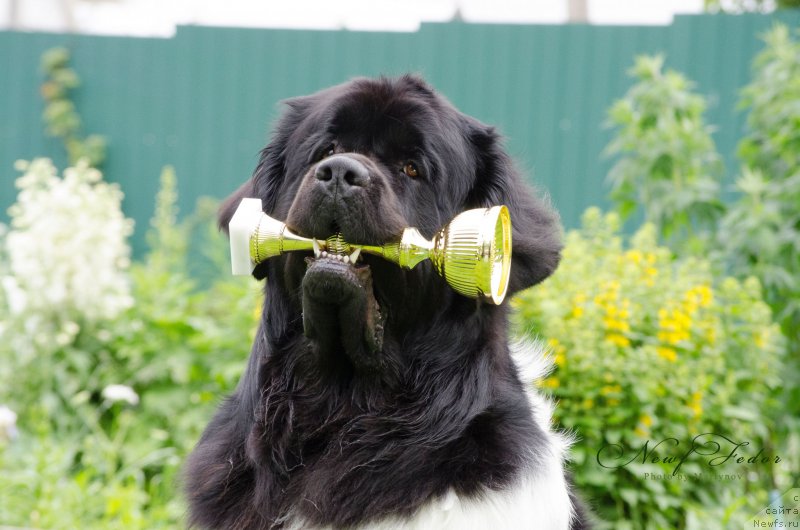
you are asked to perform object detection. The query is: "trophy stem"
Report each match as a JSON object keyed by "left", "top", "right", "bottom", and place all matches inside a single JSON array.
[{"left": 357, "top": 228, "right": 434, "bottom": 270}]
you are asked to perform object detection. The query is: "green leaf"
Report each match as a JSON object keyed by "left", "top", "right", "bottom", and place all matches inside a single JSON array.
[{"left": 619, "top": 488, "right": 639, "bottom": 507}]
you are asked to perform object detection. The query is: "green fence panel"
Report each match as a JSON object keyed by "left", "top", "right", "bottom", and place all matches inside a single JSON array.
[{"left": 1, "top": 13, "right": 798, "bottom": 255}]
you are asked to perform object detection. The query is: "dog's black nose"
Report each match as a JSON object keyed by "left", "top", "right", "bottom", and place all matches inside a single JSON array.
[{"left": 315, "top": 155, "right": 370, "bottom": 191}]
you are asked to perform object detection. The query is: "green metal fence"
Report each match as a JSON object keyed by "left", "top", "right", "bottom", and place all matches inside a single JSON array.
[{"left": 1, "top": 13, "right": 798, "bottom": 254}]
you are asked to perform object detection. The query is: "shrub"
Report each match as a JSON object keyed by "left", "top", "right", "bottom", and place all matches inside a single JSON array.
[
  {"left": 719, "top": 24, "right": 800, "bottom": 345},
  {"left": 1, "top": 158, "right": 133, "bottom": 371},
  {"left": 513, "top": 208, "right": 783, "bottom": 530},
  {"left": 0, "top": 160, "right": 259, "bottom": 528},
  {"left": 605, "top": 27, "right": 800, "bottom": 339},
  {"left": 604, "top": 25, "right": 800, "bottom": 496},
  {"left": 40, "top": 47, "right": 107, "bottom": 167},
  {"left": 605, "top": 55, "right": 725, "bottom": 253},
  {"left": 718, "top": 23, "right": 800, "bottom": 494}
]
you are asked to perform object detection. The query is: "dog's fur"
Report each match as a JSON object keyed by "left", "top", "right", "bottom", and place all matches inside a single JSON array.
[{"left": 185, "top": 75, "right": 590, "bottom": 529}]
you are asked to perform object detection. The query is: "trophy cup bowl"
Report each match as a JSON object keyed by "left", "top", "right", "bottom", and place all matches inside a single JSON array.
[
  {"left": 431, "top": 205, "right": 512, "bottom": 305},
  {"left": 229, "top": 198, "right": 512, "bottom": 305}
]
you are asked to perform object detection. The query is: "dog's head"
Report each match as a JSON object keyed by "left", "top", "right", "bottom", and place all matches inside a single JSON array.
[{"left": 220, "top": 75, "right": 561, "bottom": 375}]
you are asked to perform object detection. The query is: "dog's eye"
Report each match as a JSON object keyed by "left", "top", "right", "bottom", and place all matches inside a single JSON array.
[
  {"left": 319, "top": 144, "right": 336, "bottom": 161},
  {"left": 402, "top": 162, "right": 419, "bottom": 179}
]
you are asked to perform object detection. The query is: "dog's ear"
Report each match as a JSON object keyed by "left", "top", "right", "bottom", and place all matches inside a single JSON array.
[{"left": 465, "top": 122, "right": 563, "bottom": 295}]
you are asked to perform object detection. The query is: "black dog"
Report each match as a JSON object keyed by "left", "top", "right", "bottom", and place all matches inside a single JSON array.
[{"left": 185, "top": 75, "right": 590, "bottom": 529}]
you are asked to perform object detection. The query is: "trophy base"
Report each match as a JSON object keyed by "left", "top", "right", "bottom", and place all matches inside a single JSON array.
[{"left": 229, "top": 198, "right": 264, "bottom": 275}]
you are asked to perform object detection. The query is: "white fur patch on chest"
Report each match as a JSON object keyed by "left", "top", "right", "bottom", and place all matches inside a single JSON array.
[{"left": 285, "top": 341, "right": 575, "bottom": 530}]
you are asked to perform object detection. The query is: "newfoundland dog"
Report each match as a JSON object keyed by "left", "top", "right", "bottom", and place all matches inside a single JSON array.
[{"left": 185, "top": 75, "right": 590, "bottom": 529}]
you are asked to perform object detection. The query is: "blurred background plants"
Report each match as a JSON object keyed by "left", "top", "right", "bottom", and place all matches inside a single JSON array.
[
  {"left": 0, "top": 161, "right": 259, "bottom": 529},
  {"left": 604, "top": 54, "right": 725, "bottom": 255},
  {"left": 515, "top": 23, "right": 798, "bottom": 529},
  {"left": 0, "top": 22, "right": 798, "bottom": 530},
  {"left": 40, "top": 47, "right": 108, "bottom": 168},
  {"left": 514, "top": 209, "right": 783, "bottom": 529}
]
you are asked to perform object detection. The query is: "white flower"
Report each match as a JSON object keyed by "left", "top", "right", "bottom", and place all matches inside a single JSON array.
[
  {"left": 0, "top": 405, "right": 18, "bottom": 440},
  {"left": 1, "top": 276, "right": 26, "bottom": 315},
  {"left": 2, "top": 159, "right": 135, "bottom": 353},
  {"left": 102, "top": 384, "right": 139, "bottom": 406}
]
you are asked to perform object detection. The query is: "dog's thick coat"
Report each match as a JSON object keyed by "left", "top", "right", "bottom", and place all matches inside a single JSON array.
[{"left": 185, "top": 76, "right": 589, "bottom": 529}]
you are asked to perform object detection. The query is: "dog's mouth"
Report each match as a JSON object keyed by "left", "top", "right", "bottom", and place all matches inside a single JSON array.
[
  {"left": 301, "top": 233, "right": 385, "bottom": 366},
  {"left": 308, "top": 233, "right": 367, "bottom": 269}
]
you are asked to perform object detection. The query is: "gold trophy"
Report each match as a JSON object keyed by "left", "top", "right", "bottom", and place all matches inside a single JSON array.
[{"left": 229, "top": 198, "right": 512, "bottom": 304}]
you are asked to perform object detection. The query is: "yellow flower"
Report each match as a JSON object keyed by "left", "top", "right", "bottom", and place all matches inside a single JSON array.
[
  {"left": 603, "top": 318, "right": 631, "bottom": 332},
  {"left": 754, "top": 330, "right": 767, "bottom": 348},
  {"left": 634, "top": 426, "right": 649, "bottom": 438},
  {"left": 600, "top": 384, "right": 623, "bottom": 396},
  {"left": 688, "top": 391, "right": 703, "bottom": 417},
  {"left": 571, "top": 306, "right": 584, "bottom": 318},
  {"left": 658, "top": 306, "right": 691, "bottom": 344},
  {"left": 694, "top": 285, "right": 713, "bottom": 307},
  {"left": 547, "top": 338, "right": 567, "bottom": 357},
  {"left": 582, "top": 398, "right": 595, "bottom": 409},
  {"left": 540, "top": 377, "right": 560, "bottom": 389},
  {"left": 606, "top": 333, "right": 631, "bottom": 347},
  {"left": 640, "top": 414, "right": 653, "bottom": 427},
  {"left": 607, "top": 398, "right": 621, "bottom": 407},
  {"left": 252, "top": 301, "right": 263, "bottom": 321},
  {"left": 682, "top": 285, "right": 714, "bottom": 315},
  {"left": 644, "top": 267, "right": 658, "bottom": 286},
  {"left": 598, "top": 292, "right": 631, "bottom": 335},
  {"left": 625, "top": 249, "right": 644, "bottom": 264},
  {"left": 656, "top": 346, "right": 677, "bottom": 362},
  {"left": 553, "top": 352, "right": 565, "bottom": 367}
]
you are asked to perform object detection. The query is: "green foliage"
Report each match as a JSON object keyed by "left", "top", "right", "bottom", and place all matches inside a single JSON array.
[
  {"left": 40, "top": 47, "right": 108, "bottom": 167},
  {"left": 605, "top": 26, "right": 800, "bottom": 344},
  {"left": 146, "top": 165, "right": 189, "bottom": 273},
  {"left": 514, "top": 208, "right": 784, "bottom": 530},
  {"left": 605, "top": 54, "right": 725, "bottom": 254},
  {"left": 704, "top": 0, "right": 800, "bottom": 13},
  {"left": 717, "top": 24, "right": 800, "bottom": 491},
  {"left": 739, "top": 24, "right": 800, "bottom": 178},
  {"left": 719, "top": 24, "right": 800, "bottom": 343},
  {"left": 0, "top": 163, "right": 259, "bottom": 528},
  {"left": 594, "top": 27, "right": 800, "bottom": 525}
]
